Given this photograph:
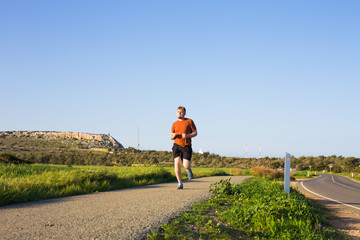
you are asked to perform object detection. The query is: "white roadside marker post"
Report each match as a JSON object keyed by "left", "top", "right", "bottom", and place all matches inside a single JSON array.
[{"left": 284, "top": 152, "right": 291, "bottom": 194}]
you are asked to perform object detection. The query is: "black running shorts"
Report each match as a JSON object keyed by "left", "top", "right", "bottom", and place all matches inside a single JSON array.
[{"left": 172, "top": 143, "right": 192, "bottom": 161}]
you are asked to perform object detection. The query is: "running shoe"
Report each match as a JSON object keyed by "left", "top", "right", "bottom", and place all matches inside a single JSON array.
[
  {"left": 176, "top": 183, "right": 183, "bottom": 189},
  {"left": 187, "top": 169, "right": 193, "bottom": 181}
]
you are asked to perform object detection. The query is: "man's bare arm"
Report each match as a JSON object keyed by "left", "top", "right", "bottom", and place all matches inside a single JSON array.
[
  {"left": 182, "top": 130, "right": 197, "bottom": 139},
  {"left": 170, "top": 133, "right": 180, "bottom": 140}
]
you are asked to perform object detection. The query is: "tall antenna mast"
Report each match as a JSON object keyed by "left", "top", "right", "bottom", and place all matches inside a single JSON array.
[
  {"left": 245, "top": 144, "right": 248, "bottom": 158},
  {"left": 259, "top": 144, "right": 261, "bottom": 158},
  {"left": 136, "top": 127, "right": 140, "bottom": 150}
]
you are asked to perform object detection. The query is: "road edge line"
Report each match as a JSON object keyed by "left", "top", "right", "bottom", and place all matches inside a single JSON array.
[
  {"left": 300, "top": 180, "right": 360, "bottom": 211},
  {"left": 331, "top": 175, "right": 360, "bottom": 192}
]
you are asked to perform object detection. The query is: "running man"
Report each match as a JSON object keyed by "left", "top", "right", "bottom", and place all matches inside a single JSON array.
[{"left": 170, "top": 106, "right": 197, "bottom": 189}]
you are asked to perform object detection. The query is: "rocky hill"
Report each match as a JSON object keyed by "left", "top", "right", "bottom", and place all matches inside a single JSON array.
[{"left": 0, "top": 131, "right": 123, "bottom": 150}]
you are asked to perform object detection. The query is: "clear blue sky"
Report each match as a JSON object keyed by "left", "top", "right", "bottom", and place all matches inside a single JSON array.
[{"left": 1, "top": 1, "right": 359, "bottom": 158}]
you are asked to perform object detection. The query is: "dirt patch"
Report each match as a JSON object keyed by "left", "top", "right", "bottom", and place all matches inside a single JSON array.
[{"left": 292, "top": 180, "right": 360, "bottom": 240}]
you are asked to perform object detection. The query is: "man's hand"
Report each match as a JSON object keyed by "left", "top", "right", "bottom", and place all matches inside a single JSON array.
[
  {"left": 182, "top": 133, "right": 187, "bottom": 139},
  {"left": 170, "top": 133, "right": 177, "bottom": 140}
]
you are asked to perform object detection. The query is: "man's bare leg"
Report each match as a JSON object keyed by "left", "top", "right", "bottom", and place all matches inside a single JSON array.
[
  {"left": 183, "top": 159, "right": 191, "bottom": 170},
  {"left": 183, "top": 159, "right": 193, "bottom": 180},
  {"left": 174, "top": 157, "right": 182, "bottom": 184}
]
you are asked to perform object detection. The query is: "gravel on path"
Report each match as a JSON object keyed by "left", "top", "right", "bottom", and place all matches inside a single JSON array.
[{"left": 0, "top": 176, "right": 251, "bottom": 240}]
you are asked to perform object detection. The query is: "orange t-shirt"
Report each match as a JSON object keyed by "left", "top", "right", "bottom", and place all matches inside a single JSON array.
[{"left": 171, "top": 118, "right": 197, "bottom": 147}]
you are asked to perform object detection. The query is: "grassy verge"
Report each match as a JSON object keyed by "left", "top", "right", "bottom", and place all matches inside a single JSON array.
[
  {"left": 295, "top": 171, "right": 360, "bottom": 182},
  {"left": 89, "top": 148, "right": 112, "bottom": 153},
  {"left": 293, "top": 170, "right": 318, "bottom": 179},
  {"left": 162, "top": 166, "right": 251, "bottom": 178},
  {"left": 330, "top": 172, "right": 360, "bottom": 182},
  {"left": 148, "top": 178, "right": 348, "bottom": 240},
  {"left": 0, "top": 164, "right": 248, "bottom": 206}
]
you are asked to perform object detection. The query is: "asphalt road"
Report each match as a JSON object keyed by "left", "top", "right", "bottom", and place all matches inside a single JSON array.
[
  {"left": 299, "top": 174, "right": 360, "bottom": 213},
  {"left": 0, "top": 176, "right": 251, "bottom": 240}
]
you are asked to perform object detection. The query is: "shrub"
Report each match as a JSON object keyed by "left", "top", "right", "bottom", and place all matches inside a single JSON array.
[
  {"left": 0, "top": 153, "right": 28, "bottom": 164},
  {"left": 251, "top": 166, "right": 282, "bottom": 179},
  {"left": 229, "top": 168, "right": 243, "bottom": 175}
]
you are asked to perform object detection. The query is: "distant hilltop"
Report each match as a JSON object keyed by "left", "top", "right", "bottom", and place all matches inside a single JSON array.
[{"left": 0, "top": 131, "right": 123, "bottom": 149}]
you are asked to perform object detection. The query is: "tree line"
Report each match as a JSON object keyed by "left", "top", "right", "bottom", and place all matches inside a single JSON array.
[{"left": 1, "top": 149, "right": 359, "bottom": 173}]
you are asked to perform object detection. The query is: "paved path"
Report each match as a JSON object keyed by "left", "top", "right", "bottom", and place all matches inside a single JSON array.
[{"left": 0, "top": 176, "right": 250, "bottom": 240}]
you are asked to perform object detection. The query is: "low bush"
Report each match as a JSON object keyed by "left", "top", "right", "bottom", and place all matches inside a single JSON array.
[
  {"left": 0, "top": 153, "right": 29, "bottom": 164},
  {"left": 251, "top": 166, "right": 296, "bottom": 180},
  {"left": 229, "top": 168, "right": 243, "bottom": 175},
  {"left": 251, "top": 166, "right": 283, "bottom": 179}
]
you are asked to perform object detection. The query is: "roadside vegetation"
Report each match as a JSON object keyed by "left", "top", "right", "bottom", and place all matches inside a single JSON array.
[
  {"left": 293, "top": 170, "right": 318, "bottom": 179},
  {"left": 330, "top": 172, "right": 360, "bottom": 182},
  {"left": 148, "top": 178, "right": 348, "bottom": 240},
  {"left": 251, "top": 166, "right": 295, "bottom": 180},
  {"left": 293, "top": 170, "right": 360, "bottom": 181}
]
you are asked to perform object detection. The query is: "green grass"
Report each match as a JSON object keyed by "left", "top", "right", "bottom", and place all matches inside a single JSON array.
[
  {"left": 295, "top": 171, "right": 360, "bottom": 182},
  {"left": 0, "top": 164, "right": 248, "bottom": 206},
  {"left": 90, "top": 148, "right": 111, "bottom": 153},
  {"left": 148, "top": 178, "right": 348, "bottom": 240},
  {"left": 323, "top": 172, "right": 360, "bottom": 182},
  {"left": 162, "top": 166, "right": 251, "bottom": 178},
  {"left": 0, "top": 164, "right": 173, "bottom": 206},
  {"left": 293, "top": 170, "right": 318, "bottom": 179}
]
